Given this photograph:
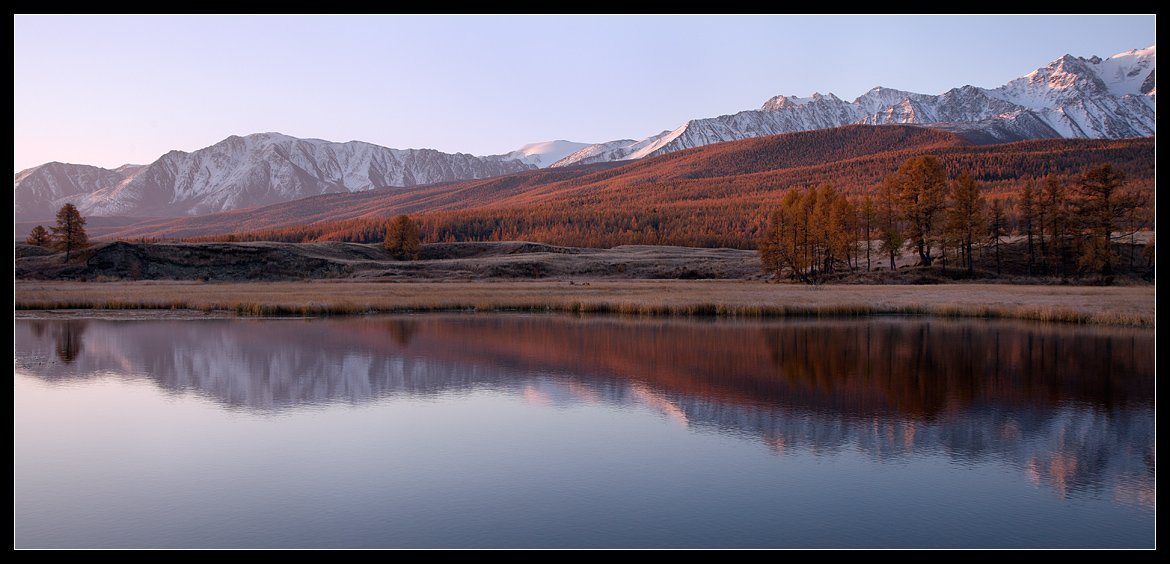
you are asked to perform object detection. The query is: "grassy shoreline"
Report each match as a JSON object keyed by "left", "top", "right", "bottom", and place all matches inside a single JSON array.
[{"left": 13, "top": 280, "right": 1155, "bottom": 327}]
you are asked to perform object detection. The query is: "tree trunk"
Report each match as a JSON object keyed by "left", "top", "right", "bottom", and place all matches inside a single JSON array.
[
  {"left": 918, "top": 240, "right": 931, "bottom": 267},
  {"left": 995, "top": 235, "right": 1001, "bottom": 275},
  {"left": 965, "top": 237, "right": 974, "bottom": 274}
]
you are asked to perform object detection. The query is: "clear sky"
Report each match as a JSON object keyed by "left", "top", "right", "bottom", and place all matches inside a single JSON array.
[{"left": 13, "top": 14, "right": 1155, "bottom": 172}]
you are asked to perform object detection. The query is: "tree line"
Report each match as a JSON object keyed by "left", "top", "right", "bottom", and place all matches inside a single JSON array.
[
  {"left": 759, "top": 156, "right": 1150, "bottom": 283},
  {"left": 182, "top": 137, "right": 1151, "bottom": 250}
]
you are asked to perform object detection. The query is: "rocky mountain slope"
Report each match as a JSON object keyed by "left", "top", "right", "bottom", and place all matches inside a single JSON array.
[{"left": 15, "top": 133, "right": 538, "bottom": 220}]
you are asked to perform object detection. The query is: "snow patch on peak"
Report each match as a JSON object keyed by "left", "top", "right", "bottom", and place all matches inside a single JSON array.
[
  {"left": 762, "top": 95, "right": 813, "bottom": 111},
  {"left": 548, "top": 138, "right": 646, "bottom": 168},
  {"left": 1115, "top": 45, "right": 1156, "bottom": 59},
  {"left": 492, "top": 140, "right": 594, "bottom": 168},
  {"left": 1089, "top": 45, "right": 1156, "bottom": 97}
]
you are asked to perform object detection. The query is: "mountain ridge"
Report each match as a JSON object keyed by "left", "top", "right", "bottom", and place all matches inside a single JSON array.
[{"left": 552, "top": 45, "right": 1155, "bottom": 167}]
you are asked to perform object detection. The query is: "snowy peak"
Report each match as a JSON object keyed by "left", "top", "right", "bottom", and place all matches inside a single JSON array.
[
  {"left": 854, "top": 87, "right": 923, "bottom": 115},
  {"left": 552, "top": 46, "right": 1155, "bottom": 167},
  {"left": 762, "top": 92, "right": 843, "bottom": 111},
  {"left": 491, "top": 140, "right": 593, "bottom": 168},
  {"left": 762, "top": 95, "right": 812, "bottom": 110}
]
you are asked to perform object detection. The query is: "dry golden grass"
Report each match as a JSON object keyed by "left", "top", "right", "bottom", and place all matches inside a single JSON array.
[{"left": 13, "top": 280, "right": 1155, "bottom": 327}]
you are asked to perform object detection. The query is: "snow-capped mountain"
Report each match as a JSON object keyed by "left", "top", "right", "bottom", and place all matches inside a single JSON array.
[
  {"left": 553, "top": 46, "right": 1155, "bottom": 167},
  {"left": 14, "top": 163, "right": 147, "bottom": 220},
  {"left": 489, "top": 140, "right": 593, "bottom": 168},
  {"left": 15, "top": 133, "right": 536, "bottom": 220}
]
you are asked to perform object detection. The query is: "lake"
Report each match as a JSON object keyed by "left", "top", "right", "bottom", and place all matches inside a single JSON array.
[{"left": 13, "top": 314, "right": 1155, "bottom": 548}]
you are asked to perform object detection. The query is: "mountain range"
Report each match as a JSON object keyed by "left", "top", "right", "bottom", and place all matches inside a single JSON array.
[
  {"left": 551, "top": 46, "right": 1155, "bottom": 166},
  {"left": 13, "top": 46, "right": 1154, "bottom": 223},
  {"left": 87, "top": 126, "right": 1154, "bottom": 247}
]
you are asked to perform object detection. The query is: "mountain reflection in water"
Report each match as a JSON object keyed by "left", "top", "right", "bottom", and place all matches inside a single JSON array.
[{"left": 14, "top": 315, "right": 1154, "bottom": 507}]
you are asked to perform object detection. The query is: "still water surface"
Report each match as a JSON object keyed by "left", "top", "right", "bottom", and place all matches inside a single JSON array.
[{"left": 13, "top": 315, "right": 1154, "bottom": 548}]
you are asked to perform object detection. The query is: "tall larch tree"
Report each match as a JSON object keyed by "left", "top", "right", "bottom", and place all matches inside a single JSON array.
[
  {"left": 827, "top": 193, "right": 858, "bottom": 271},
  {"left": 874, "top": 178, "right": 905, "bottom": 271},
  {"left": 945, "top": 172, "right": 987, "bottom": 274},
  {"left": 50, "top": 203, "right": 90, "bottom": 261},
  {"left": 893, "top": 156, "right": 948, "bottom": 267},
  {"left": 988, "top": 199, "right": 1007, "bottom": 276},
  {"left": 1019, "top": 180, "right": 1038, "bottom": 275},
  {"left": 1123, "top": 190, "right": 1151, "bottom": 270},
  {"left": 859, "top": 193, "right": 876, "bottom": 271},
  {"left": 1040, "top": 176, "right": 1068, "bottom": 277},
  {"left": 1073, "top": 164, "right": 1137, "bottom": 278},
  {"left": 385, "top": 215, "right": 422, "bottom": 260}
]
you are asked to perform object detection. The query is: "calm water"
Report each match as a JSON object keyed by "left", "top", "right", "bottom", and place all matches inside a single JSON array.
[{"left": 13, "top": 315, "right": 1154, "bottom": 548}]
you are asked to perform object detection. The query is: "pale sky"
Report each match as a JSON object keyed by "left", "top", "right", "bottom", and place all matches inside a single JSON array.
[{"left": 13, "top": 14, "right": 1154, "bottom": 172}]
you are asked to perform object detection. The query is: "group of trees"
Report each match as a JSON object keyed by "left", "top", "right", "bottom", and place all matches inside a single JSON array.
[
  {"left": 758, "top": 185, "right": 862, "bottom": 284},
  {"left": 761, "top": 156, "right": 1149, "bottom": 283},
  {"left": 25, "top": 203, "right": 90, "bottom": 260}
]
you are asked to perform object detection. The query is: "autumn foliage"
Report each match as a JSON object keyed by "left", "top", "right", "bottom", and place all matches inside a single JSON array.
[
  {"left": 759, "top": 156, "right": 1149, "bottom": 282},
  {"left": 155, "top": 126, "right": 1151, "bottom": 280},
  {"left": 26, "top": 225, "right": 50, "bottom": 246},
  {"left": 385, "top": 215, "right": 421, "bottom": 260},
  {"left": 50, "top": 203, "right": 90, "bottom": 261}
]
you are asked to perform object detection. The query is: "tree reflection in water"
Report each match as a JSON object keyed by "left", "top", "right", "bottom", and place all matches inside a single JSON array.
[{"left": 14, "top": 315, "right": 1153, "bottom": 506}]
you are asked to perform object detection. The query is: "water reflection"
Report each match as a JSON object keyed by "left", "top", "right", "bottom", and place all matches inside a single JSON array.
[
  {"left": 52, "top": 320, "right": 87, "bottom": 363},
  {"left": 13, "top": 315, "right": 1154, "bottom": 506}
]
